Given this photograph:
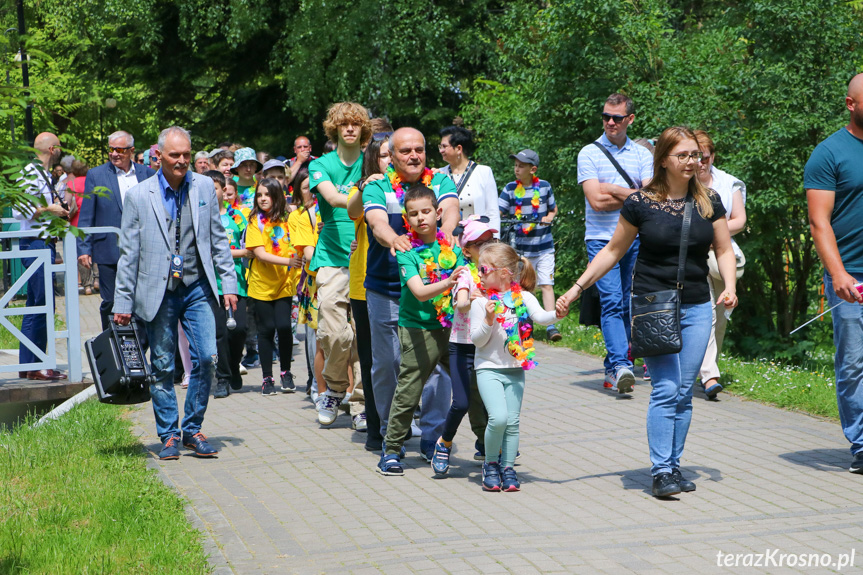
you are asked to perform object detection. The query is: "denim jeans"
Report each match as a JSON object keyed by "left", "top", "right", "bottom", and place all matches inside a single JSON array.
[
  {"left": 643, "top": 301, "right": 712, "bottom": 476},
  {"left": 366, "top": 289, "right": 451, "bottom": 444},
  {"left": 825, "top": 273, "right": 863, "bottom": 455},
  {"left": 19, "top": 238, "right": 55, "bottom": 366},
  {"left": 145, "top": 279, "right": 218, "bottom": 442},
  {"left": 586, "top": 238, "right": 639, "bottom": 373}
]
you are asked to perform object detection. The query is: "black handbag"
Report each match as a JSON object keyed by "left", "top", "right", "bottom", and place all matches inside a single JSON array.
[{"left": 630, "top": 193, "right": 693, "bottom": 358}]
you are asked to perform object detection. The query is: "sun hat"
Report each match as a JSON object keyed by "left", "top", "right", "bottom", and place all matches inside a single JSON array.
[
  {"left": 230, "top": 147, "right": 263, "bottom": 174},
  {"left": 456, "top": 215, "right": 498, "bottom": 248},
  {"left": 509, "top": 148, "right": 539, "bottom": 167}
]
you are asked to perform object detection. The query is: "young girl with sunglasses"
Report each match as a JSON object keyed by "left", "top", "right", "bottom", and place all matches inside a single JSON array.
[
  {"left": 471, "top": 243, "right": 559, "bottom": 491},
  {"left": 430, "top": 216, "right": 494, "bottom": 475},
  {"left": 246, "top": 177, "right": 302, "bottom": 396}
]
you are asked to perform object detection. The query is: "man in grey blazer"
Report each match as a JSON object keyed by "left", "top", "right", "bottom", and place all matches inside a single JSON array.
[{"left": 113, "top": 126, "right": 238, "bottom": 461}]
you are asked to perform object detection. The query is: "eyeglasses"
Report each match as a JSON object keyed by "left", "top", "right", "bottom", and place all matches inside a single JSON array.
[
  {"left": 478, "top": 264, "right": 502, "bottom": 276},
  {"left": 601, "top": 113, "right": 630, "bottom": 124},
  {"left": 699, "top": 155, "right": 712, "bottom": 164},
  {"left": 438, "top": 143, "right": 451, "bottom": 150},
  {"left": 671, "top": 152, "right": 704, "bottom": 163},
  {"left": 108, "top": 146, "right": 132, "bottom": 154},
  {"left": 466, "top": 238, "right": 492, "bottom": 249}
]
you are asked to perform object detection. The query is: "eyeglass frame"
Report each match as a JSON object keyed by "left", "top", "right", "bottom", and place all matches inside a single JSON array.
[
  {"left": 601, "top": 112, "right": 632, "bottom": 124},
  {"left": 671, "top": 151, "right": 704, "bottom": 163},
  {"left": 108, "top": 146, "right": 133, "bottom": 154}
]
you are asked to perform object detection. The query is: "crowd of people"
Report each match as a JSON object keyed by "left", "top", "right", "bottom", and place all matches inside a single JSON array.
[{"left": 13, "top": 76, "right": 863, "bottom": 498}]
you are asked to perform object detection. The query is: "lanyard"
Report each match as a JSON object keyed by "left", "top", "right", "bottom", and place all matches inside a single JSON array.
[{"left": 173, "top": 188, "right": 185, "bottom": 255}]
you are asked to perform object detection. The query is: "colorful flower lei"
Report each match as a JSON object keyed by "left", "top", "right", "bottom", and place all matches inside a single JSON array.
[
  {"left": 386, "top": 164, "right": 434, "bottom": 208},
  {"left": 409, "top": 229, "right": 458, "bottom": 327},
  {"left": 486, "top": 283, "right": 537, "bottom": 370},
  {"left": 257, "top": 213, "right": 296, "bottom": 258},
  {"left": 513, "top": 176, "right": 541, "bottom": 235},
  {"left": 225, "top": 202, "right": 246, "bottom": 228},
  {"left": 467, "top": 261, "right": 481, "bottom": 288}
]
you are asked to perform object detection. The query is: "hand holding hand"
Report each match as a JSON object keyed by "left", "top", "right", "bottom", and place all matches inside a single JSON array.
[{"left": 78, "top": 254, "right": 92, "bottom": 269}]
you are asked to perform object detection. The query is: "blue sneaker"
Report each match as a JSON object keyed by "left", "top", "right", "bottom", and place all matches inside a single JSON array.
[
  {"left": 419, "top": 439, "right": 435, "bottom": 462},
  {"left": 182, "top": 432, "right": 219, "bottom": 457},
  {"left": 241, "top": 352, "right": 261, "bottom": 369},
  {"left": 482, "top": 461, "right": 502, "bottom": 491},
  {"left": 501, "top": 466, "right": 520, "bottom": 492},
  {"left": 474, "top": 440, "right": 485, "bottom": 461},
  {"left": 377, "top": 453, "right": 404, "bottom": 476},
  {"left": 431, "top": 441, "right": 451, "bottom": 475}
]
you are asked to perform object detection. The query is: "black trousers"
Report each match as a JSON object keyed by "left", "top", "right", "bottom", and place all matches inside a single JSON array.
[
  {"left": 351, "top": 298, "right": 381, "bottom": 445},
  {"left": 214, "top": 295, "right": 247, "bottom": 385},
  {"left": 253, "top": 297, "right": 293, "bottom": 378}
]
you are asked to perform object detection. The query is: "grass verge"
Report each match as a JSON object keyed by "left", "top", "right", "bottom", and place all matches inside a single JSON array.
[
  {"left": 539, "top": 312, "right": 839, "bottom": 421},
  {"left": 0, "top": 303, "right": 66, "bottom": 349},
  {"left": 0, "top": 400, "right": 211, "bottom": 574}
]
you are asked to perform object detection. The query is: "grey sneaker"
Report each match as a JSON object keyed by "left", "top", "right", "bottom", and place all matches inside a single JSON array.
[
  {"left": 611, "top": 367, "right": 635, "bottom": 394},
  {"left": 352, "top": 413, "right": 367, "bottom": 432},
  {"left": 317, "top": 390, "right": 345, "bottom": 425},
  {"left": 261, "top": 377, "right": 277, "bottom": 396},
  {"left": 279, "top": 371, "right": 296, "bottom": 393}
]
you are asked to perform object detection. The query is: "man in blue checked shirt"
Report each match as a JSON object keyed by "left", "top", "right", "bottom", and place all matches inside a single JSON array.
[{"left": 577, "top": 93, "right": 654, "bottom": 393}]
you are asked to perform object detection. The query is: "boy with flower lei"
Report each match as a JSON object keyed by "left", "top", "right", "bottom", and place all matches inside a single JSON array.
[
  {"left": 377, "top": 185, "right": 466, "bottom": 475},
  {"left": 498, "top": 148, "right": 563, "bottom": 342}
]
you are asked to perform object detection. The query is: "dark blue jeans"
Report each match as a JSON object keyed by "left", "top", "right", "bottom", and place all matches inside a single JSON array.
[
  {"left": 586, "top": 238, "right": 640, "bottom": 374},
  {"left": 19, "top": 238, "right": 55, "bottom": 366},
  {"left": 145, "top": 279, "right": 217, "bottom": 442}
]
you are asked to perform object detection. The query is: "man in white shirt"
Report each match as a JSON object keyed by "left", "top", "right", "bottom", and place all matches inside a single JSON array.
[
  {"left": 12, "top": 132, "right": 68, "bottom": 380},
  {"left": 77, "top": 130, "right": 156, "bottom": 330}
]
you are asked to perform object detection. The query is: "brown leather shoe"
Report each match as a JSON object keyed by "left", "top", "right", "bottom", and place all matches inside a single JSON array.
[
  {"left": 46, "top": 369, "right": 67, "bottom": 380},
  {"left": 18, "top": 371, "right": 30, "bottom": 378},
  {"left": 27, "top": 370, "right": 61, "bottom": 381}
]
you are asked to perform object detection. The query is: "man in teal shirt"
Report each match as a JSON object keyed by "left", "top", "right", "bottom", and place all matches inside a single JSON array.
[{"left": 310, "top": 102, "right": 371, "bottom": 426}]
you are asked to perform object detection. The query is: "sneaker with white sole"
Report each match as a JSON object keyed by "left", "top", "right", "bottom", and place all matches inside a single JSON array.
[
  {"left": 377, "top": 453, "right": 403, "bottom": 476},
  {"left": 431, "top": 441, "right": 451, "bottom": 475},
  {"left": 279, "top": 371, "right": 295, "bottom": 393},
  {"left": 261, "top": 377, "right": 276, "bottom": 396},
  {"left": 238, "top": 364, "right": 248, "bottom": 375},
  {"left": 643, "top": 365, "right": 651, "bottom": 381},
  {"left": 352, "top": 413, "right": 367, "bottom": 432},
  {"left": 317, "top": 390, "right": 345, "bottom": 425},
  {"left": 609, "top": 366, "right": 635, "bottom": 394}
]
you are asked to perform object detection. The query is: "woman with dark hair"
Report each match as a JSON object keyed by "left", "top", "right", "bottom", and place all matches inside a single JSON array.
[
  {"left": 557, "top": 126, "right": 739, "bottom": 499},
  {"left": 438, "top": 125, "right": 500, "bottom": 236},
  {"left": 246, "top": 177, "right": 302, "bottom": 396},
  {"left": 346, "top": 121, "right": 392, "bottom": 449}
]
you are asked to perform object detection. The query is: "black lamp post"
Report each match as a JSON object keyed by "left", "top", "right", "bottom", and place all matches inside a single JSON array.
[{"left": 16, "top": 0, "right": 33, "bottom": 146}]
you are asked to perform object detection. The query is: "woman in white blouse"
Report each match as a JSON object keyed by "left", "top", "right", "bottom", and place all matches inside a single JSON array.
[
  {"left": 438, "top": 126, "right": 500, "bottom": 237},
  {"left": 694, "top": 130, "right": 747, "bottom": 400}
]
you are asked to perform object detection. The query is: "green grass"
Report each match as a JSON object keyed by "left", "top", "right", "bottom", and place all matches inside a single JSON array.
[
  {"left": 0, "top": 400, "right": 211, "bottom": 574},
  {"left": 0, "top": 303, "right": 66, "bottom": 349},
  {"left": 539, "top": 311, "right": 840, "bottom": 421}
]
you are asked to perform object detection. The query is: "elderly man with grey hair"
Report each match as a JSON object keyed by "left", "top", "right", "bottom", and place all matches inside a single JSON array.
[
  {"left": 113, "top": 126, "right": 238, "bottom": 461},
  {"left": 77, "top": 130, "right": 156, "bottom": 331}
]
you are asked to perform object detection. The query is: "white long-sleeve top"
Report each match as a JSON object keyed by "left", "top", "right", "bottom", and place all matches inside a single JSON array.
[{"left": 470, "top": 291, "right": 557, "bottom": 370}]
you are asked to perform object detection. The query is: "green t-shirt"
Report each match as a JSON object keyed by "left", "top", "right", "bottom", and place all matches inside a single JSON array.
[
  {"left": 233, "top": 175, "right": 256, "bottom": 210},
  {"left": 396, "top": 239, "right": 464, "bottom": 330},
  {"left": 217, "top": 210, "right": 249, "bottom": 297},
  {"left": 309, "top": 151, "right": 362, "bottom": 270}
]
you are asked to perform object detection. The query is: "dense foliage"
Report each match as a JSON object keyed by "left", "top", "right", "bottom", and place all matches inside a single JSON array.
[{"left": 2, "top": 0, "right": 861, "bottom": 361}]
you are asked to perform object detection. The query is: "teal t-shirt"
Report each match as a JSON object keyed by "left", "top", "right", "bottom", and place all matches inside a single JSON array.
[
  {"left": 233, "top": 175, "right": 256, "bottom": 210},
  {"left": 362, "top": 172, "right": 459, "bottom": 298},
  {"left": 217, "top": 209, "right": 249, "bottom": 297},
  {"left": 308, "top": 151, "right": 362, "bottom": 270},
  {"left": 804, "top": 128, "right": 863, "bottom": 273},
  {"left": 396, "top": 239, "right": 464, "bottom": 330}
]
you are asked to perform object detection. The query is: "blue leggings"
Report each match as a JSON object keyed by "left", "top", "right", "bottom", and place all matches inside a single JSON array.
[{"left": 477, "top": 368, "right": 524, "bottom": 467}]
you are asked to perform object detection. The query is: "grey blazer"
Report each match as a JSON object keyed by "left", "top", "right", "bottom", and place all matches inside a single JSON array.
[{"left": 113, "top": 172, "right": 238, "bottom": 322}]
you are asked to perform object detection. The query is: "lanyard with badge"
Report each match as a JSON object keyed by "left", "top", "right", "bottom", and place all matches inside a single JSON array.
[{"left": 170, "top": 188, "right": 185, "bottom": 279}]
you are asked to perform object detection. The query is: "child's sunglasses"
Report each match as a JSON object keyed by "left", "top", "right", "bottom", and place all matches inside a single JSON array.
[{"left": 478, "top": 264, "right": 502, "bottom": 275}]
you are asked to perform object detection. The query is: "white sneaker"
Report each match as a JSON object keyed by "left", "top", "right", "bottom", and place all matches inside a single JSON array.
[
  {"left": 611, "top": 367, "right": 635, "bottom": 394},
  {"left": 181, "top": 373, "right": 190, "bottom": 389},
  {"left": 352, "top": 413, "right": 367, "bottom": 432},
  {"left": 317, "top": 390, "right": 345, "bottom": 425},
  {"left": 239, "top": 364, "right": 248, "bottom": 375}
]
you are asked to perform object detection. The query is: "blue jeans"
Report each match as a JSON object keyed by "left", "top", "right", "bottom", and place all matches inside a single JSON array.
[
  {"left": 586, "top": 238, "right": 639, "bottom": 373},
  {"left": 366, "top": 289, "right": 451, "bottom": 445},
  {"left": 643, "top": 301, "right": 712, "bottom": 476},
  {"left": 145, "top": 279, "right": 218, "bottom": 442},
  {"left": 825, "top": 273, "right": 863, "bottom": 455},
  {"left": 19, "top": 238, "right": 55, "bottom": 366}
]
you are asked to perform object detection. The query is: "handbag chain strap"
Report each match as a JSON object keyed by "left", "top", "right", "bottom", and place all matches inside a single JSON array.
[{"left": 676, "top": 193, "right": 694, "bottom": 290}]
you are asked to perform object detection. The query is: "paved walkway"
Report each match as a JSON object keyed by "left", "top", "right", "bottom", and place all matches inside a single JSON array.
[{"left": 127, "top": 324, "right": 863, "bottom": 574}]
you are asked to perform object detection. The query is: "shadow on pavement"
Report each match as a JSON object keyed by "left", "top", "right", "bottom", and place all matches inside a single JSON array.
[{"left": 778, "top": 448, "right": 850, "bottom": 472}]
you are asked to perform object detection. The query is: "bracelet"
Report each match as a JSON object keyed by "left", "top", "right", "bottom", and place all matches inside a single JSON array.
[{"left": 575, "top": 282, "right": 585, "bottom": 292}]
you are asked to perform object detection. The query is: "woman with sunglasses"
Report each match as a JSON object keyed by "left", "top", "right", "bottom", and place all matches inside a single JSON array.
[
  {"left": 438, "top": 126, "right": 500, "bottom": 237},
  {"left": 694, "top": 130, "right": 747, "bottom": 400},
  {"left": 557, "top": 126, "right": 739, "bottom": 498}
]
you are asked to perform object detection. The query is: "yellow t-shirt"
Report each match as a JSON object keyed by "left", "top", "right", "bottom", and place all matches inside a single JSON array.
[
  {"left": 245, "top": 215, "right": 301, "bottom": 301},
  {"left": 288, "top": 205, "right": 321, "bottom": 275},
  {"left": 348, "top": 186, "right": 369, "bottom": 301}
]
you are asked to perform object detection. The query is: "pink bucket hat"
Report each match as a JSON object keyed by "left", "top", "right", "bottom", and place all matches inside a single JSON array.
[{"left": 457, "top": 216, "right": 498, "bottom": 248}]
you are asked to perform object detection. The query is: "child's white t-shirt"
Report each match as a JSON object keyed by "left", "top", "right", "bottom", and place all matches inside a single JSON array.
[{"left": 470, "top": 291, "right": 557, "bottom": 370}]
